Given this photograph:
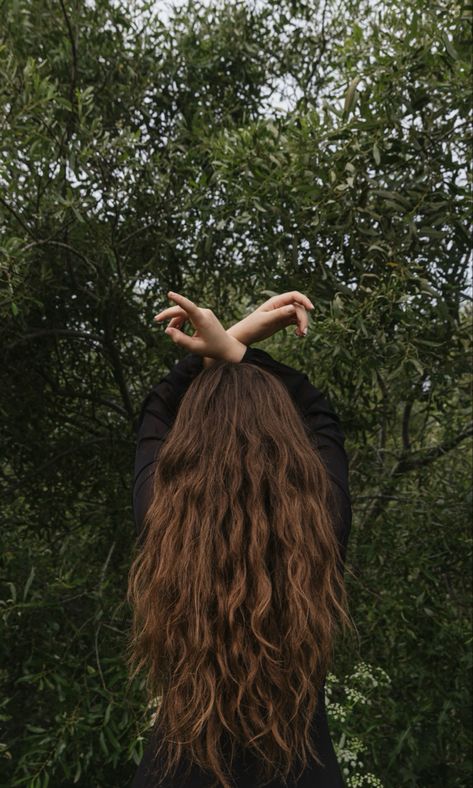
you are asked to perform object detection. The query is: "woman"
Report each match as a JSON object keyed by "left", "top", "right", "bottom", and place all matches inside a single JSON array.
[{"left": 127, "top": 291, "right": 352, "bottom": 788}]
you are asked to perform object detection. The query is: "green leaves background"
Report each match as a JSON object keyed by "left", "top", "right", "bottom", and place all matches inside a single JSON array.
[{"left": 0, "top": 0, "right": 471, "bottom": 785}]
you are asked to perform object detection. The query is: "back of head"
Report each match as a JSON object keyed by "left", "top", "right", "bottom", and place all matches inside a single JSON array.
[{"left": 127, "top": 360, "right": 350, "bottom": 788}]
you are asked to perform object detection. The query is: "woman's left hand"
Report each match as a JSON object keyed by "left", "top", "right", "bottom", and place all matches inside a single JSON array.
[{"left": 153, "top": 292, "right": 247, "bottom": 362}]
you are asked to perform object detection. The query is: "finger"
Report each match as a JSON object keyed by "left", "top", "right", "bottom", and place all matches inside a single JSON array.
[
  {"left": 167, "top": 291, "right": 202, "bottom": 322},
  {"left": 263, "top": 291, "right": 314, "bottom": 312},
  {"left": 164, "top": 326, "right": 204, "bottom": 352},
  {"left": 269, "top": 304, "right": 300, "bottom": 324},
  {"left": 270, "top": 304, "right": 309, "bottom": 336},
  {"left": 153, "top": 305, "right": 187, "bottom": 322},
  {"left": 293, "top": 303, "right": 309, "bottom": 337},
  {"left": 287, "top": 291, "right": 314, "bottom": 311},
  {"left": 168, "top": 315, "right": 187, "bottom": 329}
]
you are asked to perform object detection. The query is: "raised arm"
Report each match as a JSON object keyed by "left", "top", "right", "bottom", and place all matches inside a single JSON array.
[
  {"left": 133, "top": 291, "right": 251, "bottom": 543},
  {"left": 132, "top": 353, "right": 204, "bottom": 540},
  {"left": 240, "top": 347, "right": 352, "bottom": 562}
]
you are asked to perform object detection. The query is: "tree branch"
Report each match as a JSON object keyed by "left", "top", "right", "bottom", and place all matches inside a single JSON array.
[
  {"left": 103, "top": 336, "right": 135, "bottom": 423},
  {"left": 55, "top": 389, "right": 129, "bottom": 419},
  {"left": 20, "top": 238, "right": 98, "bottom": 273},
  {"left": 59, "top": 0, "right": 78, "bottom": 106},
  {"left": 0, "top": 196, "right": 35, "bottom": 238},
  {"left": 5, "top": 438, "right": 111, "bottom": 492},
  {"left": 361, "top": 422, "right": 473, "bottom": 528},
  {"left": 375, "top": 369, "right": 388, "bottom": 460},
  {"left": 7, "top": 328, "right": 104, "bottom": 349},
  {"left": 397, "top": 422, "right": 473, "bottom": 472},
  {"left": 402, "top": 400, "right": 413, "bottom": 451}
]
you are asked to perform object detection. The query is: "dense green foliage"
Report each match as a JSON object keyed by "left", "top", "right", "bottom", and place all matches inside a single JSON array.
[{"left": 1, "top": 0, "right": 471, "bottom": 785}]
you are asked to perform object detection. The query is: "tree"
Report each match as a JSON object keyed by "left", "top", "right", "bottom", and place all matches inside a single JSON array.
[{"left": 0, "top": 0, "right": 471, "bottom": 785}]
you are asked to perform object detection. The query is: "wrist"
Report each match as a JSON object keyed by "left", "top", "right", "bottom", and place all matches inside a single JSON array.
[
  {"left": 226, "top": 322, "right": 251, "bottom": 346},
  {"left": 203, "top": 336, "right": 247, "bottom": 368},
  {"left": 223, "top": 335, "right": 247, "bottom": 363}
]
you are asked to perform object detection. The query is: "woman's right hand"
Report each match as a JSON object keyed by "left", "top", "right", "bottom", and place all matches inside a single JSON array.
[{"left": 226, "top": 291, "right": 314, "bottom": 346}]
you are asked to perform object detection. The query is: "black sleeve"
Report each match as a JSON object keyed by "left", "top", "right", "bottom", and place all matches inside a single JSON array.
[
  {"left": 132, "top": 352, "right": 205, "bottom": 540},
  {"left": 240, "top": 347, "right": 352, "bottom": 560}
]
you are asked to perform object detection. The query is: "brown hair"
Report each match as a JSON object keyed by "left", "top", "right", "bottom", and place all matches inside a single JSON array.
[{"left": 127, "top": 360, "right": 351, "bottom": 787}]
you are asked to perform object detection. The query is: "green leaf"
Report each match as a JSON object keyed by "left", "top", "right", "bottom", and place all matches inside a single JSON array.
[
  {"left": 105, "top": 723, "right": 120, "bottom": 749},
  {"left": 372, "top": 190, "right": 410, "bottom": 209},
  {"left": 415, "top": 338, "right": 443, "bottom": 347},
  {"left": 409, "top": 358, "right": 424, "bottom": 375},
  {"left": 443, "top": 34, "right": 459, "bottom": 60},
  {"left": 104, "top": 702, "right": 112, "bottom": 726},
  {"left": 343, "top": 77, "right": 360, "bottom": 117},
  {"left": 26, "top": 724, "right": 47, "bottom": 734},
  {"left": 368, "top": 244, "right": 388, "bottom": 255},
  {"left": 99, "top": 730, "right": 109, "bottom": 756},
  {"left": 23, "top": 566, "right": 35, "bottom": 601},
  {"left": 73, "top": 760, "right": 82, "bottom": 783}
]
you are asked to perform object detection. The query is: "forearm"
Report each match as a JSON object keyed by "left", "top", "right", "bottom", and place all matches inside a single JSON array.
[
  {"left": 202, "top": 323, "right": 250, "bottom": 367},
  {"left": 202, "top": 329, "right": 247, "bottom": 367},
  {"left": 226, "top": 320, "right": 253, "bottom": 345}
]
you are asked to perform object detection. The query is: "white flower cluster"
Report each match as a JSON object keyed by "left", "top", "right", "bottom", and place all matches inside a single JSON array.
[
  {"left": 350, "top": 661, "right": 391, "bottom": 689},
  {"left": 342, "top": 736, "right": 365, "bottom": 756},
  {"left": 324, "top": 661, "right": 390, "bottom": 787},
  {"left": 347, "top": 773, "right": 384, "bottom": 787},
  {"left": 327, "top": 702, "right": 348, "bottom": 722},
  {"left": 337, "top": 736, "right": 384, "bottom": 788},
  {"left": 145, "top": 693, "right": 163, "bottom": 727},
  {"left": 345, "top": 687, "right": 368, "bottom": 706},
  {"left": 325, "top": 671, "right": 339, "bottom": 699}
]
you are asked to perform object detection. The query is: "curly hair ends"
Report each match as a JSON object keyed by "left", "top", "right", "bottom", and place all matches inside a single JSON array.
[{"left": 126, "top": 359, "right": 352, "bottom": 788}]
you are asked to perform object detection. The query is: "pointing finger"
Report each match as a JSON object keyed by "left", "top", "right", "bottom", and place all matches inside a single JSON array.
[{"left": 167, "top": 291, "right": 202, "bottom": 322}]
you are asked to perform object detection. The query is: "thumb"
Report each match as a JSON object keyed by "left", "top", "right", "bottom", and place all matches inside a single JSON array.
[
  {"left": 165, "top": 326, "right": 191, "bottom": 347},
  {"left": 165, "top": 326, "right": 202, "bottom": 352}
]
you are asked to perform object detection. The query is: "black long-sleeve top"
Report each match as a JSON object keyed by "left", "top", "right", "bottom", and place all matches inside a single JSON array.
[{"left": 131, "top": 346, "right": 351, "bottom": 788}]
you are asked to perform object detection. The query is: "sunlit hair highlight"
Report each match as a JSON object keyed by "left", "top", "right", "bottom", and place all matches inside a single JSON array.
[{"left": 127, "top": 359, "right": 352, "bottom": 788}]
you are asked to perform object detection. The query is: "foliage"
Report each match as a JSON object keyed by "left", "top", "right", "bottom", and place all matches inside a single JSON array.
[{"left": 0, "top": 0, "right": 471, "bottom": 785}]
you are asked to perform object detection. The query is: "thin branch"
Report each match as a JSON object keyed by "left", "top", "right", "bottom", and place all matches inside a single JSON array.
[
  {"left": 397, "top": 422, "right": 473, "bottom": 472},
  {"left": 402, "top": 400, "right": 413, "bottom": 451},
  {"left": 352, "top": 494, "right": 417, "bottom": 502},
  {"left": 55, "top": 388, "right": 129, "bottom": 419},
  {"left": 0, "top": 195, "right": 35, "bottom": 238},
  {"left": 7, "top": 328, "right": 104, "bottom": 348},
  {"left": 5, "top": 438, "right": 111, "bottom": 492},
  {"left": 118, "top": 221, "right": 157, "bottom": 247},
  {"left": 20, "top": 238, "right": 97, "bottom": 272},
  {"left": 104, "top": 336, "right": 135, "bottom": 423},
  {"left": 304, "top": 0, "right": 329, "bottom": 95},
  {"left": 361, "top": 422, "right": 473, "bottom": 528},
  {"left": 375, "top": 369, "right": 388, "bottom": 459},
  {"left": 59, "top": 0, "right": 78, "bottom": 104}
]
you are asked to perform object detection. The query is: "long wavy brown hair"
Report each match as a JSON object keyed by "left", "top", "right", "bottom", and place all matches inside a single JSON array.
[{"left": 127, "top": 359, "right": 352, "bottom": 788}]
